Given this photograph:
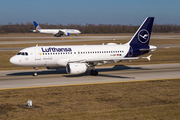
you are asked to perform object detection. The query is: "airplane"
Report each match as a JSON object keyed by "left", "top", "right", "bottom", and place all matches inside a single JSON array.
[
  {"left": 32, "top": 21, "right": 81, "bottom": 37},
  {"left": 10, "top": 17, "right": 157, "bottom": 76}
]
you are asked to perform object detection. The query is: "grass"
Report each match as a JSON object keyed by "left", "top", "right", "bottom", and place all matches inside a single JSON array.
[{"left": 0, "top": 79, "right": 180, "bottom": 119}]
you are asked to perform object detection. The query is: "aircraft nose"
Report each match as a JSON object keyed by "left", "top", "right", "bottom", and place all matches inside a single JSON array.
[{"left": 10, "top": 56, "right": 19, "bottom": 65}]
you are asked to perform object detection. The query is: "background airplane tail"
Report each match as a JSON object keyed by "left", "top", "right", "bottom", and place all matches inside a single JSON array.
[
  {"left": 127, "top": 17, "right": 154, "bottom": 46},
  {"left": 33, "top": 21, "right": 42, "bottom": 30}
]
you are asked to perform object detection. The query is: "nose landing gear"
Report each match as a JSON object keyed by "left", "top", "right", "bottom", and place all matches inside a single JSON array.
[{"left": 33, "top": 67, "right": 38, "bottom": 76}]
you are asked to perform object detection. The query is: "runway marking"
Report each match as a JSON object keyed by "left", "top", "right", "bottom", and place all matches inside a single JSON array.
[{"left": 0, "top": 77, "right": 179, "bottom": 91}]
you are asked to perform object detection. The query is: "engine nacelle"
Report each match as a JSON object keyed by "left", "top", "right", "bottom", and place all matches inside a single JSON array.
[
  {"left": 65, "top": 32, "right": 70, "bottom": 36},
  {"left": 66, "top": 63, "right": 87, "bottom": 74}
]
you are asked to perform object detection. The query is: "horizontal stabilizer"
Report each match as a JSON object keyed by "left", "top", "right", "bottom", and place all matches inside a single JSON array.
[{"left": 140, "top": 55, "right": 152, "bottom": 61}]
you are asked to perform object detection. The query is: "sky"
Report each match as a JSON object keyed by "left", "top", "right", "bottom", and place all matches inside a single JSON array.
[{"left": 0, "top": 0, "right": 180, "bottom": 25}]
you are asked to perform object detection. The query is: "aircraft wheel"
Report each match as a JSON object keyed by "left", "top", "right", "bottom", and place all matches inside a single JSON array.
[
  {"left": 33, "top": 72, "right": 37, "bottom": 76},
  {"left": 90, "top": 70, "right": 98, "bottom": 76}
]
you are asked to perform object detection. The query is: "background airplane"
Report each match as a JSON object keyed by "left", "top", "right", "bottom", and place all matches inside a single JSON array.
[
  {"left": 11, "top": 17, "right": 156, "bottom": 76},
  {"left": 32, "top": 21, "right": 81, "bottom": 37}
]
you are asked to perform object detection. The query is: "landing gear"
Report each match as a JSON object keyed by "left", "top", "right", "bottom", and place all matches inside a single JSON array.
[
  {"left": 90, "top": 70, "right": 98, "bottom": 76},
  {"left": 54, "top": 34, "right": 61, "bottom": 37},
  {"left": 54, "top": 31, "right": 64, "bottom": 37},
  {"left": 33, "top": 72, "right": 37, "bottom": 76},
  {"left": 33, "top": 67, "right": 38, "bottom": 76}
]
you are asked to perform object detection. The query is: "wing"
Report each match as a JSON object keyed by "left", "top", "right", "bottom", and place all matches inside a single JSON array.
[{"left": 67, "top": 55, "right": 152, "bottom": 64}]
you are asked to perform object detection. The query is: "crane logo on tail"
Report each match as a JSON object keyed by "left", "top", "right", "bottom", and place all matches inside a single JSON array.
[{"left": 138, "top": 29, "right": 149, "bottom": 43}]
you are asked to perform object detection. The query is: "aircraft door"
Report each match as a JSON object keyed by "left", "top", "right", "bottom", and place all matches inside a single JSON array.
[{"left": 35, "top": 48, "right": 41, "bottom": 60}]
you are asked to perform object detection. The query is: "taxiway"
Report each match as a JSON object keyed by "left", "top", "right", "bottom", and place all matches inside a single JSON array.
[{"left": 0, "top": 63, "right": 180, "bottom": 89}]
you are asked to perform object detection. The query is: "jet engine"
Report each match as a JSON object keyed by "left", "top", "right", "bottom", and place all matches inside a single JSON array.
[
  {"left": 65, "top": 32, "right": 70, "bottom": 36},
  {"left": 66, "top": 63, "right": 87, "bottom": 74}
]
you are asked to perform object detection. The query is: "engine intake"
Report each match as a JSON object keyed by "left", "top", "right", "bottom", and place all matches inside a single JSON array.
[
  {"left": 66, "top": 63, "right": 87, "bottom": 74},
  {"left": 65, "top": 32, "right": 70, "bottom": 36}
]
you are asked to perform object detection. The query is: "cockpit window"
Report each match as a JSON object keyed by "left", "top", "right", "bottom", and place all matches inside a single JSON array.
[
  {"left": 17, "top": 52, "right": 28, "bottom": 56},
  {"left": 17, "top": 52, "right": 21, "bottom": 55}
]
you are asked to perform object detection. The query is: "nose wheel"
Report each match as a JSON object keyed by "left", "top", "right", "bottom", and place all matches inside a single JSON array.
[
  {"left": 33, "top": 72, "right": 37, "bottom": 76},
  {"left": 90, "top": 70, "right": 98, "bottom": 76},
  {"left": 33, "top": 67, "right": 38, "bottom": 76}
]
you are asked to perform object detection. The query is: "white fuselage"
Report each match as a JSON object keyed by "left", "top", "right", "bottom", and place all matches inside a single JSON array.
[
  {"left": 33, "top": 29, "right": 81, "bottom": 35},
  {"left": 10, "top": 43, "right": 130, "bottom": 67}
]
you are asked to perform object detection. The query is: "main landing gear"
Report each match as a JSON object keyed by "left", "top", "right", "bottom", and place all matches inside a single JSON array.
[
  {"left": 90, "top": 70, "right": 98, "bottom": 76},
  {"left": 33, "top": 67, "right": 38, "bottom": 76},
  {"left": 54, "top": 34, "right": 61, "bottom": 37}
]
